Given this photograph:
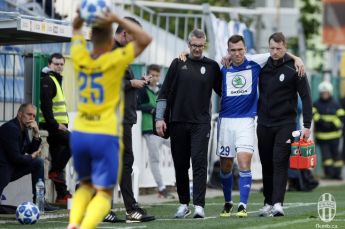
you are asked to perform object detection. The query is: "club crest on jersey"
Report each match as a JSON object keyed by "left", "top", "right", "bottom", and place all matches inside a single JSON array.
[
  {"left": 200, "top": 66, "right": 206, "bottom": 75},
  {"left": 232, "top": 74, "right": 246, "bottom": 88},
  {"left": 279, "top": 73, "right": 285, "bottom": 82}
]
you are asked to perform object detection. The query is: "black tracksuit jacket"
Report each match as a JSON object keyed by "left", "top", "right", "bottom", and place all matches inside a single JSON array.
[{"left": 257, "top": 54, "right": 312, "bottom": 129}]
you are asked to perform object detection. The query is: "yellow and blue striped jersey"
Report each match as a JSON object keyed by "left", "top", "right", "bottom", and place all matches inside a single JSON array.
[{"left": 70, "top": 35, "right": 135, "bottom": 136}]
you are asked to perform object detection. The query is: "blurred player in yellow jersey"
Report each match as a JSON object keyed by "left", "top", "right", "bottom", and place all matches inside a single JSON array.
[{"left": 67, "top": 10, "right": 152, "bottom": 229}]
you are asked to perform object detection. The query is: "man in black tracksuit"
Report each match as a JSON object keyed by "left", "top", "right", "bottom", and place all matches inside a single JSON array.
[
  {"left": 156, "top": 29, "right": 222, "bottom": 218},
  {"left": 257, "top": 32, "right": 312, "bottom": 217},
  {"left": 104, "top": 17, "right": 155, "bottom": 224}
]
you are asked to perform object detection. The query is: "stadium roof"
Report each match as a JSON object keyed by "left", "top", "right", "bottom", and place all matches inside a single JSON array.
[{"left": 0, "top": 12, "right": 89, "bottom": 45}]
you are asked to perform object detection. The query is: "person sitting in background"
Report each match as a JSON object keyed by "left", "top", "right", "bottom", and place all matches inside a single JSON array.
[
  {"left": 313, "top": 81, "right": 345, "bottom": 180},
  {"left": 0, "top": 103, "right": 58, "bottom": 211},
  {"left": 137, "top": 64, "right": 175, "bottom": 199}
]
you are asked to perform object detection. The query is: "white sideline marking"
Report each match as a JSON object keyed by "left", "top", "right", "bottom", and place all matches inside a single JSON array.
[
  {"left": 40, "top": 213, "right": 69, "bottom": 219},
  {"left": 158, "top": 216, "right": 217, "bottom": 221},
  {"left": 243, "top": 211, "right": 345, "bottom": 229},
  {"left": 4, "top": 202, "right": 340, "bottom": 228},
  {"left": 152, "top": 202, "right": 317, "bottom": 207},
  {"left": 24, "top": 222, "right": 147, "bottom": 229},
  {"left": 155, "top": 202, "right": 316, "bottom": 222}
]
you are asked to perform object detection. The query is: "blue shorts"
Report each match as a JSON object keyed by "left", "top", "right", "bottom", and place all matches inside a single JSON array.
[{"left": 70, "top": 131, "right": 120, "bottom": 189}]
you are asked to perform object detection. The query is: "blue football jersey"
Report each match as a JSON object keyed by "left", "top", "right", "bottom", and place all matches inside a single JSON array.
[{"left": 220, "top": 53, "right": 269, "bottom": 118}]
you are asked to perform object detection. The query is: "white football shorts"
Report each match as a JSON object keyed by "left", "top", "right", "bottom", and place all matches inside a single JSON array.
[{"left": 216, "top": 117, "right": 255, "bottom": 158}]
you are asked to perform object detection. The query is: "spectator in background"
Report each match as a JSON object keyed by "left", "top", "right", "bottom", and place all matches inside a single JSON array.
[
  {"left": 137, "top": 64, "right": 175, "bottom": 199},
  {"left": 0, "top": 103, "right": 58, "bottom": 211},
  {"left": 313, "top": 81, "right": 345, "bottom": 180},
  {"left": 35, "top": 0, "right": 66, "bottom": 19},
  {"left": 39, "top": 53, "right": 71, "bottom": 204}
]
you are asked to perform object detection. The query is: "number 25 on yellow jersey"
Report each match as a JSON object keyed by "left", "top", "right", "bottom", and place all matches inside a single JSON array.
[{"left": 78, "top": 72, "right": 104, "bottom": 105}]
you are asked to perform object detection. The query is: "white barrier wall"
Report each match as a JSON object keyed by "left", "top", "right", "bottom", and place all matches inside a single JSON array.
[
  {"left": 65, "top": 112, "right": 176, "bottom": 203},
  {"left": 1, "top": 175, "right": 32, "bottom": 206},
  {"left": 132, "top": 112, "right": 176, "bottom": 188}
]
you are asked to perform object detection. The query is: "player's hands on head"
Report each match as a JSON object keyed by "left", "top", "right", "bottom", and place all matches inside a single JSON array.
[
  {"left": 93, "top": 10, "right": 118, "bottom": 27},
  {"left": 73, "top": 9, "right": 84, "bottom": 30}
]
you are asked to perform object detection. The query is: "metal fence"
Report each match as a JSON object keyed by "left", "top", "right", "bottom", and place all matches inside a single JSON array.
[
  {"left": 0, "top": 52, "right": 25, "bottom": 122},
  {"left": 113, "top": 0, "right": 210, "bottom": 67}
]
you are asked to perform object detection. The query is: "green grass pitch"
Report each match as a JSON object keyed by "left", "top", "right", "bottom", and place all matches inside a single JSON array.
[{"left": 1, "top": 185, "right": 344, "bottom": 229}]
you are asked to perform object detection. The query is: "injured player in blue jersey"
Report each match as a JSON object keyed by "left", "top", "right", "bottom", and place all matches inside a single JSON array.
[{"left": 217, "top": 34, "right": 304, "bottom": 218}]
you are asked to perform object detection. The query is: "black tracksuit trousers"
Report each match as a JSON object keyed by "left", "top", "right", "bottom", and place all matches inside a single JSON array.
[
  {"left": 257, "top": 123, "right": 295, "bottom": 206},
  {"left": 47, "top": 129, "right": 71, "bottom": 196},
  {"left": 170, "top": 122, "right": 210, "bottom": 208},
  {"left": 120, "top": 123, "right": 137, "bottom": 212}
]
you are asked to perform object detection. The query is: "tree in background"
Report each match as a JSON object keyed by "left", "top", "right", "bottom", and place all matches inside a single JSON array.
[{"left": 299, "top": 0, "right": 323, "bottom": 71}]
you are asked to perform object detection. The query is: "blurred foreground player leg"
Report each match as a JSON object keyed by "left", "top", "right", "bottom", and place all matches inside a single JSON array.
[{"left": 67, "top": 9, "right": 151, "bottom": 229}]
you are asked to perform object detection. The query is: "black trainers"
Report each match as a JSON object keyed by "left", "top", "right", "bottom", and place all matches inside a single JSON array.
[
  {"left": 126, "top": 205, "right": 155, "bottom": 223},
  {"left": 236, "top": 204, "right": 248, "bottom": 218},
  {"left": 103, "top": 211, "right": 125, "bottom": 223},
  {"left": 220, "top": 202, "right": 233, "bottom": 217}
]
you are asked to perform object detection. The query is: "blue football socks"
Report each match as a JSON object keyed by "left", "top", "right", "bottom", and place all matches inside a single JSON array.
[
  {"left": 239, "top": 170, "right": 252, "bottom": 206},
  {"left": 220, "top": 171, "right": 233, "bottom": 203}
]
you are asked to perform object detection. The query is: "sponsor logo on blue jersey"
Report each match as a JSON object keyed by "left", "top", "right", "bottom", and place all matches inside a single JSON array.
[{"left": 220, "top": 59, "right": 263, "bottom": 118}]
